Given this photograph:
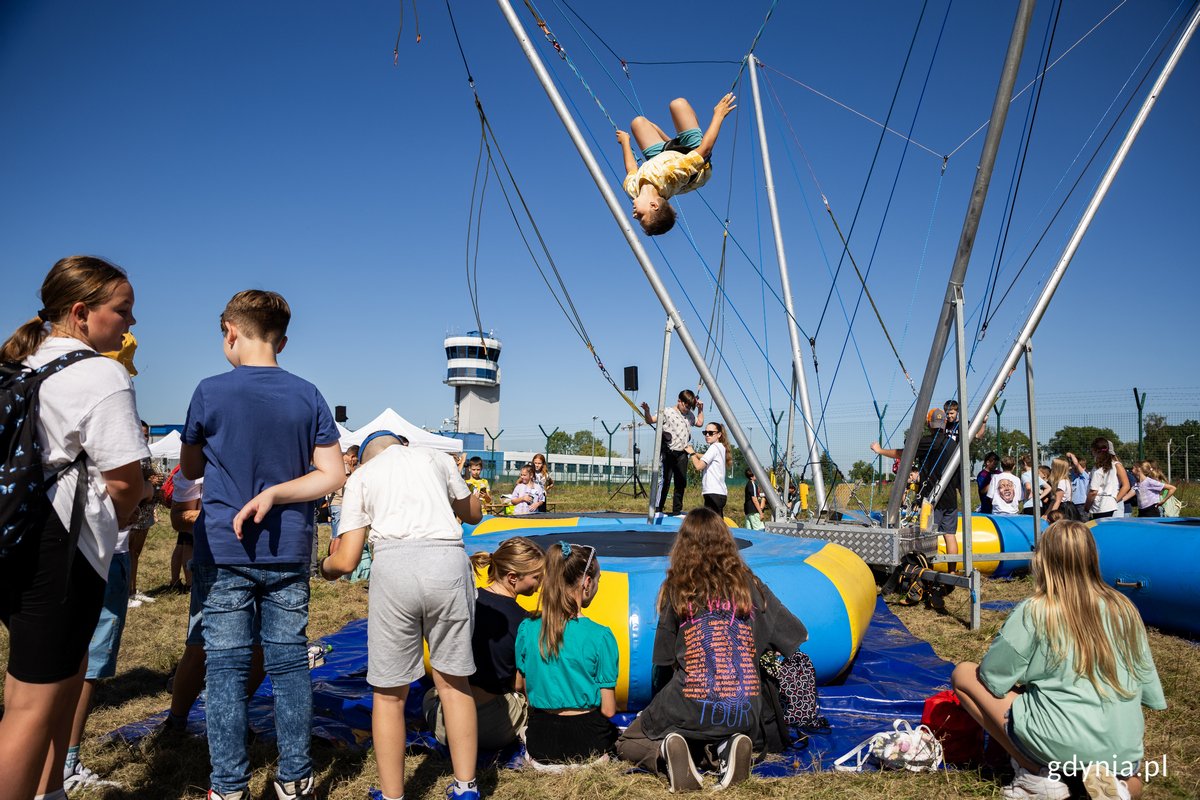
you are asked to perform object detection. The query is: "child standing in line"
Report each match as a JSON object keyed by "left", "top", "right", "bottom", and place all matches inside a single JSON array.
[
  {"left": 531, "top": 453, "right": 554, "bottom": 511},
  {"left": 617, "top": 94, "right": 737, "bottom": 236},
  {"left": 1087, "top": 438, "right": 1129, "bottom": 520},
  {"left": 1044, "top": 457, "right": 1073, "bottom": 518},
  {"left": 743, "top": 469, "right": 767, "bottom": 530},
  {"left": 514, "top": 542, "right": 619, "bottom": 767},
  {"left": 952, "top": 521, "right": 1165, "bottom": 800},
  {"left": 464, "top": 456, "right": 492, "bottom": 503},
  {"left": 685, "top": 422, "right": 730, "bottom": 514},
  {"left": 1126, "top": 461, "right": 1175, "bottom": 518},
  {"left": 989, "top": 455, "right": 1024, "bottom": 516},
  {"left": 425, "top": 537, "right": 546, "bottom": 750},
  {"left": 510, "top": 465, "right": 545, "bottom": 515},
  {"left": 180, "top": 290, "right": 345, "bottom": 800},
  {"left": 616, "top": 508, "right": 808, "bottom": 792},
  {"left": 320, "top": 430, "right": 484, "bottom": 800}
]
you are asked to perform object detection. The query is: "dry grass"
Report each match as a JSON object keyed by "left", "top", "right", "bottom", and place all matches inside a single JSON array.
[{"left": 1, "top": 495, "right": 1198, "bottom": 799}]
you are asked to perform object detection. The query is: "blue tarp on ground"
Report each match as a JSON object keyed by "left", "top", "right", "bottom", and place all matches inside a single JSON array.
[{"left": 108, "top": 597, "right": 954, "bottom": 777}]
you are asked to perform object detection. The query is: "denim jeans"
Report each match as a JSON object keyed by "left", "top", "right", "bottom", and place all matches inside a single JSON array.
[{"left": 193, "top": 562, "right": 312, "bottom": 793}]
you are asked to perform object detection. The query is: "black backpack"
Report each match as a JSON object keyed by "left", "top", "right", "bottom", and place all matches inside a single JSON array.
[{"left": 0, "top": 349, "right": 102, "bottom": 562}]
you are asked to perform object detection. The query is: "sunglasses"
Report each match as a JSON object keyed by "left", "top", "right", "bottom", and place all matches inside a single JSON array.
[{"left": 703, "top": 429, "right": 719, "bottom": 436}]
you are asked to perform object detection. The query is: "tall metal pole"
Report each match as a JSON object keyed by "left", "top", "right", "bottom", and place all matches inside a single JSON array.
[
  {"left": 748, "top": 55, "right": 827, "bottom": 511},
  {"left": 888, "top": 0, "right": 1038, "bottom": 526},
  {"left": 932, "top": 0, "right": 1200, "bottom": 502},
  {"left": 1133, "top": 388, "right": 1147, "bottom": 460},
  {"left": 496, "top": 0, "right": 785, "bottom": 516},
  {"left": 952, "top": 286, "right": 979, "bottom": 630},
  {"left": 649, "top": 318, "right": 673, "bottom": 522},
  {"left": 782, "top": 371, "right": 796, "bottom": 517},
  {"left": 1025, "top": 344, "right": 1042, "bottom": 544}
]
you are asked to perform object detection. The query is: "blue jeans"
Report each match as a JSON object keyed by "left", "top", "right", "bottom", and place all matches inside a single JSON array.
[{"left": 194, "top": 562, "right": 312, "bottom": 793}]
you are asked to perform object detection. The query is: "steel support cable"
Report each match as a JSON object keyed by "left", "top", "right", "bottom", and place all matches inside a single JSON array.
[
  {"left": 555, "top": 0, "right": 648, "bottom": 117},
  {"left": 547, "top": 0, "right": 641, "bottom": 115},
  {"left": 946, "top": 0, "right": 1133, "bottom": 160},
  {"left": 758, "top": 78, "right": 881, "bottom": 444},
  {"left": 727, "top": 0, "right": 782, "bottom": 92},
  {"left": 978, "top": 0, "right": 1064, "bottom": 345},
  {"left": 521, "top": 0, "right": 621, "bottom": 130},
  {"left": 465, "top": 117, "right": 490, "bottom": 341},
  {"left": 974, "top": 2, "right": 1192, "bottom": 340},
  {"left": 393, "top": 0, "right": 423, "bottom": 65},
  {"left": 810, "top": 0, "right": 935, "bottom": 344}
]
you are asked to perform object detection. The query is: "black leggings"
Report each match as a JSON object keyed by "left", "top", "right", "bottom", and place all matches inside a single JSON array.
[
  {"left": 703, "top": 493, "right": 727, "bottom": 514},
  {"left": 0, "top": 513, "right": 106, "bottom": 683},
  {"left": 525, "top": 708, "right": 617, "bottom": 763},
  {"left": 1138, "top": 505, "right": 1161, "bottom": 517},
  {"left": 657, "top": 450, "right": 689, "bottom": 515}
]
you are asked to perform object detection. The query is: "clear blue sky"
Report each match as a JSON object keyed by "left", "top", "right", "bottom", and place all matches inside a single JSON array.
[{"left": 2, "top": 0, "right": 1197, "bottom": 472}]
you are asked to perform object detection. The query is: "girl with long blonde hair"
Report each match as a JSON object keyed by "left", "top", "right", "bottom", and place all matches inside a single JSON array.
[
  {"left": 424, "top": 538, "right": 545, "bottom": 750},
  {"left": 513, "top": 541, "right": 618, "bottom": 766},
  {"left": 952, "top": 521, "right": 1165, "bottom": 800},
  {"left": 1044, "top": 457, "right": 1072, "bottom": 518},
  {"left": 684, "top": 421, "right": 732, "bottom": 514},
  {"left": 1125, "top": 461, "right": 1175, "bottom": 518},
  {"left": 616, "top": 509, "right": 808, "bottom": 792},
  {"left": 530, "top": 453, "right": 554, "bottom": 511}
]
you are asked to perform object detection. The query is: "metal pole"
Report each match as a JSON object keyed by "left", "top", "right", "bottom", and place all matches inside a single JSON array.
[
  {"left": 496, "top": 0, "right": 784, "bottom": 516},
  {"left": 591, "top": 416, "right": 598, "bottom": 485},
  {"left": 1167, "top": 439, "right": 1173, "bottom": 484},
  {"left": 873, "top": 401, "right": 887, "bottom": 482},
  {"left": 1025, "top": 344, "right": 1042, "bottom": 545},
  {"left": 995, "top": 399, "right": 1006, "bottom": 455},
  {"left": 538, "top": 425, "right": 559, "bottom": 461},
  {"left": 484, "top": 427, "right": 504, "bottom": 483},
  {"left": 1187, "top": 434, "right": 1195, "bottom": 483},
  {"left": 602, "top": 420, "right": 620, "bottom": 492},
  {"left": 649, "top": 318, "right": 673, "bottom": 522},
  {"left": 888, "top": 0, "right": 1038, "bottom": 526},
  {"left": 931, "top": 0, "right": 1200, "bottom": 502},
  {"left": 952, "top": 286, "right": 979, "bottom": 631},
  {"left": 748, "top": 55, "right": 826, "bottom": 511},
  {"left": 1133, "top": 388, "right": 1147, "bottom": 461},
  {"left": 782, "top": 371, "right": 796, "bottom": 517}
]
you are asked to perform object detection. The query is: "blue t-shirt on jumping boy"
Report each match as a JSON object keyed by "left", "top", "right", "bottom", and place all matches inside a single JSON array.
[{"left": 183, "top": 366, "right": 339, "bottom": 565}]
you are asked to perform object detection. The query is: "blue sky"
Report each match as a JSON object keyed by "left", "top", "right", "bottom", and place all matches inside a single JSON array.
[{"left": 2, "top": 0, "right": 1197, "bottom": 472}]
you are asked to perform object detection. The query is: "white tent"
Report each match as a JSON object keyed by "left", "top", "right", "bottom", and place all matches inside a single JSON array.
[
  {"left": 148, "top": 429, "right": 182, "bottom": 459},
  {"left": 339, "top": 408, "right": 463, "bottom": 453},
  {"left": 335, "top": 422, "right": 352, "bottom": 440}
]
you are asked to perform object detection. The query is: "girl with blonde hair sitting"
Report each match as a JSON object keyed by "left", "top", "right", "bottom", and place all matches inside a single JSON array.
[{"left": 952, "top": 521, "right": 1165, "bottom": 799}]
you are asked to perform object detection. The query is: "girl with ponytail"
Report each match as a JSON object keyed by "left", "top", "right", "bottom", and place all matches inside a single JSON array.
[
  {"left": 424, "top": 537, "right": 546, "bottom": 750},
  {"left": 513, "top": 541, "right": 618, "bottom": 767},
  {"left": 0, "top": 256, "right": 151, "bottom": 799}
]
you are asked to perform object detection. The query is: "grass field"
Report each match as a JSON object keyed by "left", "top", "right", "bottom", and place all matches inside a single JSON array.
[{"left": 2, "top": 484, "right": 1198, "bottom": 799}]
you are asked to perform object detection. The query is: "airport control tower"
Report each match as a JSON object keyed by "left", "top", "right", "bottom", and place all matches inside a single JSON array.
[{"left": 444, "top": 331, "right": 501, "bottom": 435}]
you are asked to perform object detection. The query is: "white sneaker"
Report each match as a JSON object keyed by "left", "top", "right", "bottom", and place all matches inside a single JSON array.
[
  {"left": 1082, "top": 768, "right": 1132, "bottom": 800},
  {"left": 127, "top": 598, "right": 143, "bottom": 609},
  {"left": 133, "top": 592, "right": 156, "bottom": 604},
  {"left": 1001, "top": 762, "right": 1070, "bottom": 799},
  {"left": 63, "top": 763, "right": 121, "bottom": 791}
]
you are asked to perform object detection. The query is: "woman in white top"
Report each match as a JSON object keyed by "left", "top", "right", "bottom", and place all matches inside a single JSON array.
[
  {"left": 1087, "top": 438, "right": 1129, "bottom": 520},
  {"left": 684, "top": 422, "right": 731, "bottom": 514},
  {"left": 0, "top": 256, "right": 150, "bottom": 799}
]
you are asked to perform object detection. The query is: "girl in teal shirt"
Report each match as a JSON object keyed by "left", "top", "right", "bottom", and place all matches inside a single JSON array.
[
  {"left": 515, "top": 542, "right": 618, "bottom": 767},
  {"left": 952, "top": 520, "right": 1165, "bottom": 800}
]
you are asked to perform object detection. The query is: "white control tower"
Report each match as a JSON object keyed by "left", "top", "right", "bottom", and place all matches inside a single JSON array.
[{"left": 444, "top": 331, "right": 501, "bottom": 435}]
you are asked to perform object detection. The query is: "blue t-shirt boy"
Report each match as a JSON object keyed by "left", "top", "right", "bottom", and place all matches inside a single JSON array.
[{"left": 184, "top": 366, "right": 339, "bottom": 564}]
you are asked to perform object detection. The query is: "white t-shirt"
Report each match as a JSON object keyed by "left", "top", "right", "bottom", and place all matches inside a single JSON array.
[
  {"left": 339, "top": 445, "right": 471, "bottom": 543},
  {"left": 25, "top": 337, "right": 150, "bottom": 578},
  {"left": 1054, "top": 478, "right": 1070, "bottom": 508},
  {"left": 1089, "top": 467, "right": 1120, "bottom": 514},
  {"left": 987, "top": 470, "right": 1023, "bottom": 515},
  {"left": 172, "top": 471, "right": 204, "bottom": 503},
  {"left": 700, "top": 442, "right": 728, "bottom": 496},
  {"left": 1020, "top": 470, "right": 1049, "bottom": 510}
]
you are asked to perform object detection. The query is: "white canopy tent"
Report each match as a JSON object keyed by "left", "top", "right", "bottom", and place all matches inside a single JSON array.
[
  {"left": 339, "top": 408, "right": 463, "bottom": 453},
  {"left": 148, "top": 429, "right": 182, "bottom": 459}
]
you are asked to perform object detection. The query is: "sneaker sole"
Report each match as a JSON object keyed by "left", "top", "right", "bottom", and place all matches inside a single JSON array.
[
  {"left": 717, "top": 734, "right": 752, "bottom": 790},
  {"left": 1082, "top": 770, "right": 1126, "bottom": 800},
  {"left": 663, "top": 733, "right": 703, "bottom": 793}
]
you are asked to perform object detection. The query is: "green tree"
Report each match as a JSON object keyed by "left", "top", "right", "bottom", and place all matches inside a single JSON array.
[
  {"left": 849, "top": 459, "right": 875, "bottom": 483},
  {"left": 570, "top": 430, "right": 610, "bottom": 458},
  {"left": 546, "top": 430, "right": 574, "bottom": 455},
  {"left": 1046, "top": 426, "right": 1122, "bottom": 460}
]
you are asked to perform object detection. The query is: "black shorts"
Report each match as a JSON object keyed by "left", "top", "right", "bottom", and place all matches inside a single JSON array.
[
  {"left": 703, "top": 493, "right": 727, "bottom": 514},
  {"left": 175, "top": 531, "right": 195, "bottom": 547},
  {"left": 0, "top": 513, "right": 106, "bottom": 684},
  {"left": 525, "top": 707, "right": 617, "bottom": 763}
]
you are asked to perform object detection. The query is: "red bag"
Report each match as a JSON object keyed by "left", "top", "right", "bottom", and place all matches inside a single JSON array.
[
  {"left": 160, "top": 464, "right": 181, "bottom": 507},
  {"left": 921, "top": 689, "right": 984, "bottom": 765}
]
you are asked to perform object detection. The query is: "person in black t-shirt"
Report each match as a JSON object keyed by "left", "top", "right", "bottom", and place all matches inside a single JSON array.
[
  {"left": 423, "top": 537, "right": 546, "bottom": 750},
  {"left": 742, "top": 469, "right": 766, "bottom": 530}
]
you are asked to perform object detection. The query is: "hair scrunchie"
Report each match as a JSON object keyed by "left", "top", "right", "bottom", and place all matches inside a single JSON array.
[
  {"left": 37, "top": 308, "right": 51, "bottom": 322},
  {"left": 559, "top": 541, "right": 572, "bottom": 558}
]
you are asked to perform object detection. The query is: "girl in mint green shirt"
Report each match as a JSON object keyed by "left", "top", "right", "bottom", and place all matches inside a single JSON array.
[
  {"left": 952, "top": 521, "right": 1164, "bottom": 800},
  {"left": 515, "top": 542, "right": 618, "bottom": 766}
]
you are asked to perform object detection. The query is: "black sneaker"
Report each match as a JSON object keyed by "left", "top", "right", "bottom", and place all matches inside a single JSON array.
[
  {"left": 715, "top": 733, "right": 752, "bottom": 790},
  {"left": 661, "top": 732, "right": 703, "bottom": 792},
  {"left": 273, "top": 775, "right": 315, "bottom": 799}
]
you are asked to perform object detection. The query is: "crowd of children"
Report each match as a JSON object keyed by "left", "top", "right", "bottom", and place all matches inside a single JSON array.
[{"left": 0, "top": 257, "right": 1170, "bottom": 800}]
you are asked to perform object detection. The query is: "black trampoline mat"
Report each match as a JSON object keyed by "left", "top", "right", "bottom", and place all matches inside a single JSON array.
[{"left": 522, "top": 529, "right": 752, "bottom": 559}]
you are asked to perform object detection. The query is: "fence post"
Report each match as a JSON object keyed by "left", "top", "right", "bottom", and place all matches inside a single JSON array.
[
  {"left": 483, "top": 427, "right": 504, "bottom": 483},
  {"left": 1133, "top": 387, "right": 1147, "bottom": 460},
  {"left": 994, "top": 399, "right": 1007, "bottom": 454},
  {"left": 602, "top": 420, "right": 621, "bottom": 492},
  {"left": 872, "top": 401, "right": 887, "bottom": 481}
]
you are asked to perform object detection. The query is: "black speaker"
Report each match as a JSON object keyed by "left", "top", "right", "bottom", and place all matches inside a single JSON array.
[
  {"left": 623, "top": 366, "right": 639, "bottom": 392},
  {"left": 334, "top": 405, "right": 348, "bottom": 423}
]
